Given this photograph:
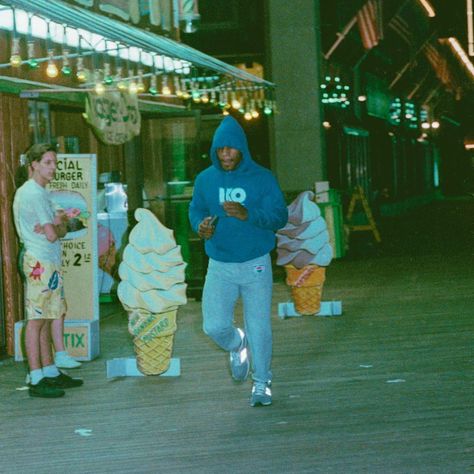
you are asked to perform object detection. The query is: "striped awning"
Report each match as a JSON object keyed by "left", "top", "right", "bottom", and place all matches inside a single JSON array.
[{"left": 1, "top": 0, "right": 274, "bottom": 87}]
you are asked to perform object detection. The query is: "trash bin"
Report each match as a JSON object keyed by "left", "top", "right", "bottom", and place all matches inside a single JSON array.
[{"left": 317, "top": 189, "right": 346, "bottom": 258}]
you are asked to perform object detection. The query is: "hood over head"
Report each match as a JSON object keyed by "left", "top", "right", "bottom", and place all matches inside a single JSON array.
[{"left": 210, "top": 116, "right": 253, "bottom": 171}]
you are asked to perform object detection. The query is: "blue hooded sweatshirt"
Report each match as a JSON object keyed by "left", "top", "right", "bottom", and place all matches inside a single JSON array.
[{"left": 189, "top": 116, "right": 288, "bottom": 263}]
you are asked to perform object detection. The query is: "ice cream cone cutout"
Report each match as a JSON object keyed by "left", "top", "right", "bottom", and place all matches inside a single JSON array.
[
  {"left": 118, "top": 208, "right": 187, "bottom": 375},
  {"left": 277, "top": 191, "right": 333, "bottom": 315}
]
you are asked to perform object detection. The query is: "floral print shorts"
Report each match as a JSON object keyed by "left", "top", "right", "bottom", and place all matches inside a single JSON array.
[{"left": 22, "top": 252, "right": 67, "bottom": 320}]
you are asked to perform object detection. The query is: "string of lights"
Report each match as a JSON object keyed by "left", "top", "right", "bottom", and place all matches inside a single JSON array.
[{"left": 0, "top": 3, "right": 276, "bottom": 120}]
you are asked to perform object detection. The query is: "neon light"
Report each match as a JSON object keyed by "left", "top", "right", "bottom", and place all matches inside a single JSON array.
[
  {"left": 433, "top": 159, "right": 439, "bottom": 187},
  {"left": 418, "top": 0, "right": 436, "bottom": 17},
  {"left": 468, "top": 0, "right": 474, "bottom": 56},
  {"left": 447, "top": 37, "right": 474, "bottom": 77}
]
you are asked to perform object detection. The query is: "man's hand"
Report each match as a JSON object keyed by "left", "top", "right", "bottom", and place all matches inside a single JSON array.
[
  {"left": 223, "top": 201, "right": 248, "bottom": 221},
  {"left": 198, "top": 217, "right": 216, "bottom": 239}
]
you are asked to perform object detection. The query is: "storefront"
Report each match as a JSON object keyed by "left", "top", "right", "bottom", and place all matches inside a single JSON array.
[{"left": 0, "top": 0, "right": 275, "bottom": 356}]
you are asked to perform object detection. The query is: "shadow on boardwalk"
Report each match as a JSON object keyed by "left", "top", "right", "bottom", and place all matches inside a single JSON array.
[{"left": 1, "top": 197, "right": 473, "bottom": 473}]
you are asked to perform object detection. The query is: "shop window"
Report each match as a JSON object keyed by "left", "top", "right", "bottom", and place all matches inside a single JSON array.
[{"left": 28, "top": 101, "right": 51, "bottom": 144}]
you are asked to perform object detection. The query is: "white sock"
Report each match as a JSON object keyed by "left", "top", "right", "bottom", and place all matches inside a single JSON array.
[
  {"left": 42, "top": 365, "right": 60, "bottom": 377},
  {"left": 29, "top": 369, "right": 44, "bottom": 385}
]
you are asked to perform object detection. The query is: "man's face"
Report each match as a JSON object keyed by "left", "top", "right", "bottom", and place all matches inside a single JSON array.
[
  {"left": 217, "top": 146, "right": 242, "bottom": 171},
  {"left": 31, "top": 151, "right": 57, "bottom": 186}
]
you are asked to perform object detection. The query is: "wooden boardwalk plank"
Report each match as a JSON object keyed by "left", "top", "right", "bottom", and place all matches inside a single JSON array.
[{"left": 1, "top": 198, "right": 473, "bottom": 473}]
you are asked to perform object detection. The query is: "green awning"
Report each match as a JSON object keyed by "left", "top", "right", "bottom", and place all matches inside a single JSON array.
[{"left": 1, "top": 0, "right": 274, "bottom": 87}]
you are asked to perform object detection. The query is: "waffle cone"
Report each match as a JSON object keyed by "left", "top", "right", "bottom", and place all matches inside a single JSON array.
[
  {"left": 285, "top": 264, "right": 326, "bottom": 287},
  {"left": 291, "top": 285, "right": 323, "bottom": 315},
  {"left": 134, "top": 334, "right": 174, "bottom": 375},
  {"left": 127, "top": 309, "right": 177, "bottom": 375}
]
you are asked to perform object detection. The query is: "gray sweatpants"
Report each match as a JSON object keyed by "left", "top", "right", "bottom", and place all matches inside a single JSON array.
[{"left": 202, "top": 254, "right": 273, "bottom": 383}]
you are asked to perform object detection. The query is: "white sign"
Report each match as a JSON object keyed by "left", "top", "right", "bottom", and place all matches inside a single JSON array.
[
  {"left": 85, "top": 91, "right": 141, "bottom": 145},
  {"left": 48, "top": 154, "right": 99, "bottom": 321}
]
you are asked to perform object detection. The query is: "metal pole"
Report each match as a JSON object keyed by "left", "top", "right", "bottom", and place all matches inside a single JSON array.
[
  {"left": 324, "top": 16, "right": 358, "bottom": 60},
  {"left": 389, "top": 32, "right": 436, "bottom": 88}
]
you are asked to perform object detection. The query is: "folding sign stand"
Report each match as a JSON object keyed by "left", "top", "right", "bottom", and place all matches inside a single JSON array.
[
  {"left": 278, "top": 301, "right": 343, "bottom": 319},
  {"left": 106, "top": 357, "right": 180, "bottom": 378},
  {"left": 346, "top": 185, "right": 381, "bottom": 243}
]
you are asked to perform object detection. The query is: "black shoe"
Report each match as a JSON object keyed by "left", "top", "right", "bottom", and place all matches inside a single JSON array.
[
  {"left": 45, "top": 371, "right": 83, "bottom": 389},
  {"left": 29, "top": 378, "right": 65, "bottom": 398}
]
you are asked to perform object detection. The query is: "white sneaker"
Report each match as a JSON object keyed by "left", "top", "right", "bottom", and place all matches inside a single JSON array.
[
  {"left": 229, "top": 328, "right": 249, "bottom": 382},
  {"left": 250, "top": 381, "right": 272, "bottom": 407},
  {"left": 55, "top": 353, "right": 82, "bottom": 369}
]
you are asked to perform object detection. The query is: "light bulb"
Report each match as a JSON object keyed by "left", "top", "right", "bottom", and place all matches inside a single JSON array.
[
  {"left": 28, "top": 58, "right": 38, "bottom": 69},
  {"left": 117, "top": 70, "right": 128, "bottom": 92},
  {"left": 61, "top": 49, "right": 71, "bottom": 75},
  {"left": 128, "top": 81, "right": 138, "bottom": 95},
  {"left": 431, "top": 121, "right": 440, "bottom": 129},
  {"left": 192, "top": 90, "right": 201, "bottom": 102},
  {"left": 174, "top": 77, "right": 182, "bottom": 97},
  {"left": 10, "top": 54, "right": 22, "bottom": 68},
  {"left": 136, "top": 68, "right": 145, "bottom": 93},
  {"left": 103, "top": 63, "right": 113, "bottom": 85},
  {"left": 117, "top": 81, "right": 128, "bottom": 91},
  {"left": 264, "top": 106, "right": 272, "bottom": 115},
  {"left": 46, "top": 61, "right": 59, "bottom": 78},
  {"left": 223, "top": 109, "right": 230, "bottom": 116},
  {"left": 95, "top": 82, "right": 105, "bottom": 95},
  {"left": 231, "top": 99, "right": 241, "bottom": 109},
  {"left": 244, "top": 111, "right": 252, "bottom": 121},
  {"left": 27, "top": 42, "right": 38, "bottom": 68},
  {"left": 10, "top": 38, "right": 22, "bottom": 68},
  {"left": 251, "top": 110, "right": 259, "bottom": 118},
  {"left": 162, "top": 85, "right": 171, "bottom": 95},
  {"left": 201, "top": 93, "right": 209, "bottom": 103},
  {"left": 77, "top": 68, "right": 89, "bottom": 82},
  {"left": 149, "top": 76, "right": 158, "bottom": 95},
  {"left": 76, "top": 56, "right": 89, "bottom": 82}
]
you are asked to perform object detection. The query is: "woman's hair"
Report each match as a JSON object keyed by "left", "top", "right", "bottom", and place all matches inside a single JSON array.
[{"left": 15, "top": 143, "right": 57, "bottom": 188}]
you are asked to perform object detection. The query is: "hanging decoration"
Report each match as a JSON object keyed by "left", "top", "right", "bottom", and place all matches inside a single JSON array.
[
  {"left": 9, "top": 8, "right": 22, "bottom": 67},
  {"left": 46, "top": 50, "right": 59, "bottom": 78},
  {"left": 84, "top": 90, "right": 141, "bottom": 145},
  {"left": 179, "top": 0, "right": 201, "bottom": 34}
]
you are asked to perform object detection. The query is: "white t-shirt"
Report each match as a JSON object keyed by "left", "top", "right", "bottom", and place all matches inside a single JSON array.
[{"left": 13, "top": 179, "right": 61, "bottom": 265}]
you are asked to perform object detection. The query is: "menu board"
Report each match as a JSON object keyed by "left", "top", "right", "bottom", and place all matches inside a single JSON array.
[{"left": 48, "top": 154, "right": 99, "bottom": 321}]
